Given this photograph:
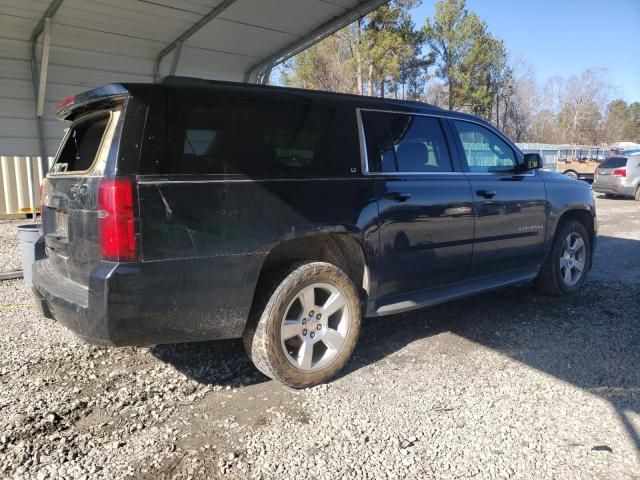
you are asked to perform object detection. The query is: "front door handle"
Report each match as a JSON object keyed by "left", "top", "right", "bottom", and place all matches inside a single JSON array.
[
  {"left": 384, "top": 192, "right": 412, "bottom": 202},
  {"left": 476, "top": 190, "right": 497, "bottom": 199}
]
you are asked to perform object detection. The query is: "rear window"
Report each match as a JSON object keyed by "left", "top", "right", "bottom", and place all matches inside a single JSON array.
[
  {"left": 361, "top": 111, "right": 453, "bottom": 173},
  {"left": 599, "top": 157, "right": 627, "bottom": 169},
  {"left": 52, "top": 114, "right": 109, "bottom": 173},
  {"left": 169, "top": 97, "right": 359, "bottom": 177}
]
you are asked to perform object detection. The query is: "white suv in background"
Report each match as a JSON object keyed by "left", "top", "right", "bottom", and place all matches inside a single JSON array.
[{"left": 593, "top": 153, "right": 640, "bottom": 200}]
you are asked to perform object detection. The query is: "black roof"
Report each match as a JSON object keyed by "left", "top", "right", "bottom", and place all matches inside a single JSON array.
[
  {"left": 60, "top": 76, "right": 490, "bottom": 130},
  {"left": 158, "top": 76, "right": 444, "bottom": 115}
]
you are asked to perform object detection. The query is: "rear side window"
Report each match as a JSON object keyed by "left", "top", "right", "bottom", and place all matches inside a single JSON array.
[
  {"left": 170, "top": 98, "right": 359, "bottom": 176},
  {"left": 361, "top": 111, "right": 452, "bottom": 173},
  {"left": 452, "top": 120, "right": 516, "bottom": 173},
  {"left": 52, "top": 114, "right": 109, "bottom": 173},
  {"left": 599, "top": 157, "right": 627, "bottom": 168}
]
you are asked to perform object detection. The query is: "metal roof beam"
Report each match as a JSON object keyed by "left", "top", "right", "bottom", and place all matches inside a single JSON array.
[
  {"left": 154, "top": 0, "right": 237, "bottom": 81},
  {"left": 30, "top": 0, "right": 64, "bottom": 181},
  {"left": 244, "top": 0, "right": 389, "bottom": 84}
]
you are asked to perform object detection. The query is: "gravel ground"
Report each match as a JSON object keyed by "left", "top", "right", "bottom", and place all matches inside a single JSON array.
[
  {"left": 0, "top": 219, "right": 26, "bottom": 273},
  {"left": 0, "top": 196, "right": 639, "bottom": 479}
]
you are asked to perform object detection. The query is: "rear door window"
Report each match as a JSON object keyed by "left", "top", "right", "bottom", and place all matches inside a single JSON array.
[
  {"left": 599, "top": 157, "right": 627, "bottom": 169},
  {"left": 361, "top": 111, "right": 453, "bottom": 173},
  {"left": 51, "top": 114, "right": 110, "bottom": 173},
  {"left": 170, "top": 98, "right": 359, "bottom": 177}
]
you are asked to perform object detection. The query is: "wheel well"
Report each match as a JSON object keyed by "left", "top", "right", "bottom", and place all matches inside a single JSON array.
[
  {"left": 258, "top": 234, "right": 368, "bottom": 297},
  {"left": 557, "top": 209, "right": 595, "bottom": 246}
]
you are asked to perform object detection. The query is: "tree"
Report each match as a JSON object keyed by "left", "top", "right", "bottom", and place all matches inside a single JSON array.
[
  {"left": 280, "top": 34, "right": 356, "bottom": 93},
  {"left": 458, "top": 33, "right": 509, "bottom": 118},
  {"left": 530, "top": 108, "right": 561, "bottom": 144},
  {"left": 422, "top": 0, "right": 485, "bottom": 110},
  {"left": 281, "top": 1, "right": 431, "bottom": 99},
  {"left": 601, "top": 100, "right": 630, "bottom": 142},
  {"left": 550, "top": 69, "right": 611, "bottom": 144},
  {"left": 601, "top": 100, "right": 640, "bottom": 143},
  {"left": 496, "top": 59, "right": 535, "bottom": 141},
  {"left": 361, "top": 0, "right": 427, "bottom": 98},
  {"left": 279, "top": 0, "right": 639, "bottom": 146},
  {"left": 629, "top": 102, "right": 640, "bottom": 142},
  {"left": 423, "top": 81, "right": 448, "bottom": 108}
]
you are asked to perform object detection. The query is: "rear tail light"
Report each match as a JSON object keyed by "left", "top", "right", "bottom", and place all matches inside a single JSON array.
[
  {"left": 612, "top": 168, "right": 626, "bottom": 177},
  {"left": 97, "top": 178, "right": 138, "bottom": 261}
]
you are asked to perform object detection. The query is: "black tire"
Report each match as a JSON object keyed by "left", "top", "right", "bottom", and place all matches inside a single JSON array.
[
  {"left": 243, "top": 262, "right": 361, "bottom": 389},
  {"left": 536, "top": 219, "right": 591, "bottom": 295},
  {"left": 634, "top": 186, "right": 640, "bottom": 201},
  {"left": 564, "top": 170, "right": 578, "bottom": 180},
  {"left": 603, "top": 193, "right": 616, "bottom": 199}
]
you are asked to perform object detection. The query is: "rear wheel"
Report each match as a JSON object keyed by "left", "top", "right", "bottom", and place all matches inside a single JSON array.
[
  {"left": 243, "top": 262, "right": 361, "bottom": 388},
  {"left": 635, "top": 186, "right": 640, "bottom": 201},
  {"left": 536, "top": 220, "right": 591, "bottom": 295},
  {"left": 564, "top": 170, "right": 578, "bottom": 180}
]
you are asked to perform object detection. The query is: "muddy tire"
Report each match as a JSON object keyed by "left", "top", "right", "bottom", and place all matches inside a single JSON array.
[
  {"left": 536, "top": 219, "right": 591, "bottom": 295},
  {"left": 243, "top": 262, "right": 361, "bottom": 389}
]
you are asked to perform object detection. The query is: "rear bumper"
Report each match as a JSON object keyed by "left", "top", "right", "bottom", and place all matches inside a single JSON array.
[
  {"left": 33, "top": 259, "right": 138, "bottom": 346},
  {"left": 593, "top": 182, "right": 634, "bottom": 197},
  {"left": 32, "top": 256, "right": 258, "bottom": 346}
]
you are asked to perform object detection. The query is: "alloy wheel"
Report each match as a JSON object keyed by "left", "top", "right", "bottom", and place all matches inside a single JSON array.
[
  {"left": 280, "top": 282, "right": 350, "bottom": 371},
  {"left": 559, "top": 232, "right": 586, "bottom": 286}
]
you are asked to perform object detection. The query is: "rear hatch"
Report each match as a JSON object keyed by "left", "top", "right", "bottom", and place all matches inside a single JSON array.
[
  {"left": 41, "top": 88, "right": 129, "bottom": 286},
  {"left": 595, "top": 157, "right": 627, "bottom": 185}
]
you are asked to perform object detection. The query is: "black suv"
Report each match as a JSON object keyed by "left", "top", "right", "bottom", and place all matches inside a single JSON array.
[{"left": 33, "top": 77, "right": 597, "bottom": 388}]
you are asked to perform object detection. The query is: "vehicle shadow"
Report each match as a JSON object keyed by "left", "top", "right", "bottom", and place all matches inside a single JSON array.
[
  {"left": 342, "top": 234, "right": 640, "bottom": 453},
  {"left": 596, "top": 193, "right": 635, "bottom": 201},
  {"left": 152, "top": 235, "right": 640, "bottom": 451},
  {"left": 151, "top": 338, "right": 268, "bottom": 387}
]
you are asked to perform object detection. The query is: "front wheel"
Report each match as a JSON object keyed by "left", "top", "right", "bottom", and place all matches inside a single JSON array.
[
  {"left": 243, "top": 262, "right": 361, "bottom": 388},
  {"left": 563, "top": 170, "right": 579, "bottom": 180},
  {"left": 635, "top": 186, "right": 640, "bottom": 201},
  {"left": 536, "top": 220, "right": 591, "bottom": 295}
]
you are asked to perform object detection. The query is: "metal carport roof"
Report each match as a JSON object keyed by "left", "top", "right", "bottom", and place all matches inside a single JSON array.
[{"left": 0, "top": 0, "right": 388, "bottom": 159}]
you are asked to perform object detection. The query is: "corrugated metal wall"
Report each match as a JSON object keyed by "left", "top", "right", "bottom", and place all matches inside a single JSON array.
[
  {"left": 0, "top": 156, "right": 53, "bottom": 217},
  {"left": 1, "top": 0, "right": 162, "bottom": 157},
  {"left": 1, "top": 0, "right": 374, "bottom": 158},
  {"left": 1, "top": 0, "right": 245, "bottom": 157},
  {"left": 1, "top": 1, "right": 48, "bottom": 157}
]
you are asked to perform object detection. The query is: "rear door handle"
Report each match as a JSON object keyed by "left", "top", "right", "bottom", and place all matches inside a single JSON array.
[
  {"left": 476, "top": 190, "right": 497, "bottom": 199},
  {"left": 384, "top": 192, "right": 412, "bottom": 202}
]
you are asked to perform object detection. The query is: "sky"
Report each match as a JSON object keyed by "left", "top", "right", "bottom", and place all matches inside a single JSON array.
[{"left": 409, "top": 0, "right": 640, "bottom": 103}]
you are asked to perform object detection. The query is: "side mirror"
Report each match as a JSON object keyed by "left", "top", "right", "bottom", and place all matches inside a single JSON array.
[{"left": 522, "top": 153, "right": 543, "bottom": 171}]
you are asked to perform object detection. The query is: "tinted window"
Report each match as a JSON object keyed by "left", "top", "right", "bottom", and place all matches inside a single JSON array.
[
  {"left": 184, "top": 129, "right": 217, "bottom": 156},
  {"left": 453, "top": 120, "right": 516, "bottom": 173},
  {"left": 171, "top": 98, "right": 359, "bottom": 176},
  {"left": 362, "top": 111, "right": 452, "bottom": 173},
  {"left": 52, "top": 114, "right": 109, "bottom": 173},
  {"left": 599, "top": 157, "right": 627, "bottom": 169},
  {"left": 361, "top": 111, "right": 397, "bottom": 172}
]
